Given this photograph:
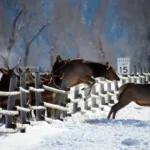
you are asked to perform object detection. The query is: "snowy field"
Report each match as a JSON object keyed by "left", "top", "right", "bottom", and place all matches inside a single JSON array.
[
  {"left": 1, "top": 101, "right": 150, "bottom": 150},
  {"left": 0, "top": 81, "right": 150, "bottom": 150}
]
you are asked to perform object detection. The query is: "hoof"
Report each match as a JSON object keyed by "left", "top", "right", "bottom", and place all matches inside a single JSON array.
[{"left": 59, "top": 118, "right": 63, "bottom": 121}]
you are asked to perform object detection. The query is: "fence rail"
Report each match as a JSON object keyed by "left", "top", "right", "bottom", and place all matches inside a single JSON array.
[{"left": 0, "top": 66, "right": 150, "bottom": 133}]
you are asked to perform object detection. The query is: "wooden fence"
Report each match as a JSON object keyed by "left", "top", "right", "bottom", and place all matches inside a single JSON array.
[{"left": 0, "top": 66, "right": 150, "bottom": 133}]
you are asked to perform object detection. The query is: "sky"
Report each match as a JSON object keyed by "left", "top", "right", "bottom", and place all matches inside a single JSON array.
[{"left": 0, "top": 0, "right": 147, "bottom": 69}]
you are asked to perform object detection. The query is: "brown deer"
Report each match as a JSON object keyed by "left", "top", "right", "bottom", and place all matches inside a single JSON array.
[
  {"left": 107, "top": 83, "right": 150, "bottom": 119},
  {"left": 51, "top": 55, "right": 120, "bottom": 99},
  {"left": 0, "top": 55, "right": 22, "bottom": 121},
  {"left": 24, "top": 69, "right": 63, "bottom": 118}
]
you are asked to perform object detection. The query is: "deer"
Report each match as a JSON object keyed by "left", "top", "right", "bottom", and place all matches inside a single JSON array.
[
  {"left": 51, "top": 55, "right": 120, "bottom": 99},
  {"left": 107, "top": 83, "right": 150, "bottom": 119},
  {"left": 0, "top": 55, "right": 22, "bottom": 122},
  {"left": 23, "top": 68, "right": 64, "bottom": 119}
]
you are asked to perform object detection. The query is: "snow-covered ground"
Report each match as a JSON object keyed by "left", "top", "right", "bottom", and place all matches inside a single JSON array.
[
  {"left": 1, "top": 101, "right": 150, "bottom": 150},
  {"left": 0, "top": 81, "right": 150, "bottom": 150}
]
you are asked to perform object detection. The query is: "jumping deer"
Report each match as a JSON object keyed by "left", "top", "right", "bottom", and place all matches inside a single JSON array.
[
  {"left": 51, "top": 55, "right": 120, "bottom": 99},
  {"left": 107, "top": 83, "right": 150, "bottom": 119}
]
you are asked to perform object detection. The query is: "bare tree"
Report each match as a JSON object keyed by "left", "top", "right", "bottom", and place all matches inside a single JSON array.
[
  {"left": 97, "top": 35, "right": 105, "bottom": 62},
  {"left": 117, "top": 0, "right": 150, "bottom": 67},
  {"left": 48, "top": 34, "right": 59, "bottom": 68},
  {"left": 7, "top": 6, "right": 25, "bottom": 61},
  {"left": 2, "top": 0, "right": 60, "bottom": 67},
  {"left": 22, "top": 17, "right": 60, "bottom": 66}
]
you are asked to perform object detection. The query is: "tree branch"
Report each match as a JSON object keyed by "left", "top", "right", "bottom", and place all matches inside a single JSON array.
[
  {"left": 7, "top": 6, "right": 25, "bottom": 51},
  {"left": 26, "top": 20, "right": 55, "bottom": 49},
  {"left": 24, "top": 17, "right": 60, "bottom": 66},
  {"left": 97, "top": 34, "right": 105, "bottom": 60}
]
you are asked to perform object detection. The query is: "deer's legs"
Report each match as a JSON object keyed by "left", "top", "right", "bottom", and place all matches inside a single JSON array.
[
  {"left": 47, "top": 108, "right": 52, "bottom": 118},
  {"left": 50, "top": 108, "right": 56, "bottom": 119},
  {"left": 79, "top": 76, "right": 95, "bottom": 100},
  {"left": 107, "top": 105, "right": 114, "bottom": 119},
  {"left": 107, "top": 100, "right": 131, "bottom": 119}
]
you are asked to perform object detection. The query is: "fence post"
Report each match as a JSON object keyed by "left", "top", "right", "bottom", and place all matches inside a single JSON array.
[
  {"left": 91, "top": 85, "right": 98, "bottom": 108},
  {"left": 35, "top": 67, "right": 43, "bottom": 121},
  {"left": 99, "top": 82, "right": 105, "bottom": 105},
  {"left": 148, "top": 55, "right": 150, "bottom": 72},
  {"left": 133, "top": 65, "right": 137, "bottom": 75},
  {"left": 144, "top": 67, "right": 149, "bottom": 82},
  {"left": 55, "top": 80, "right": 68, "bottom": 120},
  {"left": 5, "top": 76, "right": 17, "bottom": 129},
  {"left": 113, "top": 80, "right": 119, "bottom": 103},
  {"left": 106, "top": 81, "right": 111, "bottom": 104},
  {"left": 128, "top": 75, "right": 132, "bottom": 83},
  {"left": 114, "top": 81, "right": 118, "bottom": 91},
  {"left": 138, "top": 67, "right": 142, "bottom": 84},
  {"left": 140, "top": 68, "right": 146, "bottom": 84},
  {"left": 120, "top": 77, "right": 126, "bottom": 86},
  {"left": 74, "top": 86, "right": 80, "bottom": 98},
  {"left": 147, "top": 69, "right": 150, "bottom": 83},
  {"left": 72, "top": 86, "right": 79, "bottom": 113},
  {"left": 20, "top": 72, "right": 28, "bottom": 124},
  {"left": 133, "top": 65, "right": 138, "bottom": 83},
  {"left": 83, "top": 86, "right": 89, "bottom": 110},
  {"left": 84, "top": 99, "right": 88, "bottom": 110}
]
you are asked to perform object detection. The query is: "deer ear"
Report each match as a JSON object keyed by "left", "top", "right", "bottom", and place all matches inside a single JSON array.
[
  {"left": 18, "top": 68, "right": 22, "bottom": 73},
  {"left": 106, "top": 62, "right": 109, "bottom": 66},
  {"left": 56, "top": 55, "right": 63, "bottom": 63},
  {"left": 26, "top": 68, "right": 30, "bottom": 73},
  {"left": 106, "top": 62, "right": 111, "bottom": 70}
]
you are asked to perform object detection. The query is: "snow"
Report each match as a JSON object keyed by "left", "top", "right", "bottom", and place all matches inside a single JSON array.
[{"left": 1, "top": 83, "right": 150, "bottom": 150}]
